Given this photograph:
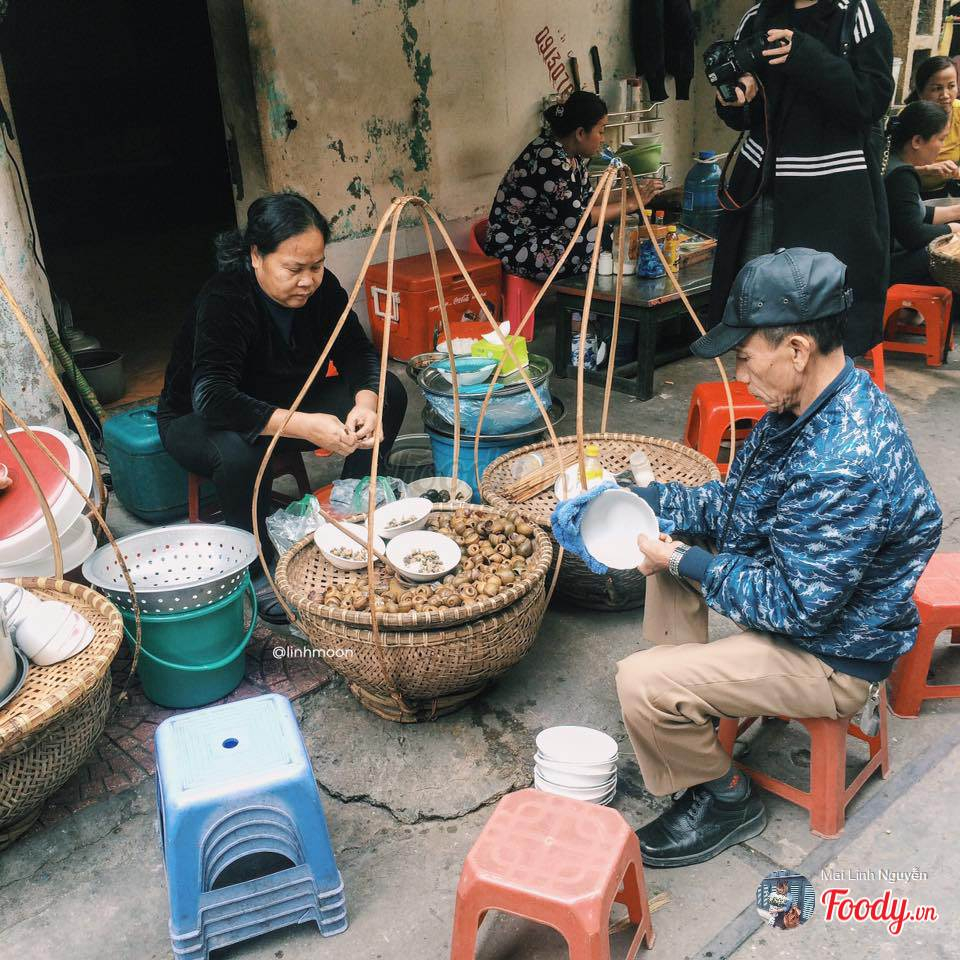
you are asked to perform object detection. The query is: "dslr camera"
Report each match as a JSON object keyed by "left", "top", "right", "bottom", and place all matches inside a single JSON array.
[{"left": 703, "top": 35, "right": 788, "bottom": 103}]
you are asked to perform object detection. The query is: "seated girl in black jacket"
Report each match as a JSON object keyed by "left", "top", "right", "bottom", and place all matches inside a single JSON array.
[
  {"left": 158, "top": 192, "right": 407, "bottom": 618},
  {"left": 884, "top": 101, "right": 960, "bottom": 285}
]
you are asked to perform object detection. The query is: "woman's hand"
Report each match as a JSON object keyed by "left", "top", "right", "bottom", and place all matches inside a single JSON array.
[
  {"left": 636, "top": 532, "right": 679, "bottom": 577},
  {"left": 0, "top": 470, "right": 11, "bottom": 492},
  {"left": 949, "top": 222, "right": 960, "bottom": 234},
  {"left": 763, "top": 29, "right": 793, "bottom": 66},
  {"left": 298, "top": 413, "right": 358, "bottom": 456},
  {"left": 636, "top": 179, "right": 664, "bottom": 207},
  {"left": 921, "top": 159, "right": 960, "bottom": 180},
  {"left": 717, "top": 73, "right": 758, "bottom": 106},
  {"left": 345, "top": 405, "right": 382, "bottom": 450}
]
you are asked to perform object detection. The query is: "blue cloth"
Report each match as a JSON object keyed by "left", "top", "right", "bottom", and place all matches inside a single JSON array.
[
  {"left": 648, "top": 360, "right": 942, "bottom": 681},
  {"left": 551, "top": 480, "right": 674, "bottom": 575}
]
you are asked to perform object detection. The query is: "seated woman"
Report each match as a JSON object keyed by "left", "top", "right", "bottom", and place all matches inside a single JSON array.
[
  {"left": 157, "top": 191, "right": 407, "bottom": 619},
  {"left": 483, "top": 90, "right": 661, "bottom": 281},
  {"left": 907, "top": 56, "right": 960, "bottom": 198},
  {"left": 884, "top": 101, "right": 960, "bottom": 289}
]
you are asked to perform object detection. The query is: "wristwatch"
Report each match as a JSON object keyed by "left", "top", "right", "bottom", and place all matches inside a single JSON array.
[{"left": 667, "top": 543, "right": 690, "bottom": 579}]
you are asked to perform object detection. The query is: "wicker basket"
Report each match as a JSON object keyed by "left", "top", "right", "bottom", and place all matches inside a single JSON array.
[
  {"left": 929, "top": 234, "right": 960, "bottom": 292},
  {"left": 0, "top": 579, "right": 123, "bottom": 842},
  {"left": 276, "top": 504, "right": 552, "bottom": 721},
  {"left": 482, "top": 433, "right": 720, "bottom": 611}
]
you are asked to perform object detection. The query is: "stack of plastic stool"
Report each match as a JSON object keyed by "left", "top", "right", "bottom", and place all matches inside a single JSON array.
[{"left": 155, "top": 694, "right": 347, "bottom": 960}]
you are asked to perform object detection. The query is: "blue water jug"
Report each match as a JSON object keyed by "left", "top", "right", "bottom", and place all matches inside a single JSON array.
[{"left": 682, "top": 151, "right": 722, "bottom": 237}]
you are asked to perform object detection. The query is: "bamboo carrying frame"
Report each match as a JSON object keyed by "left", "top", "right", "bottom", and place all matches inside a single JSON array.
[{"left": 256, "top": 160, "right": 735, "bottom": 718}]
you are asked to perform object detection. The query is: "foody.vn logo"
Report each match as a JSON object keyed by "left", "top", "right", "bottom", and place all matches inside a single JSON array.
[{"left": 821, "top": 888, "right": 939, "bottom": 936}]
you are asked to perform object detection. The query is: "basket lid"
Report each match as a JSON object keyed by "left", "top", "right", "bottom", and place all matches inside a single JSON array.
[{"left": 0, "top": 430, "right": 70, "bottom": 539}]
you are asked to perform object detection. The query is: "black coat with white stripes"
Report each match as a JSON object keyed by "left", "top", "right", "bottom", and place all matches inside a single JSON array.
[{"left": 709, "top": 0, "right": 893, "bottom": 356}]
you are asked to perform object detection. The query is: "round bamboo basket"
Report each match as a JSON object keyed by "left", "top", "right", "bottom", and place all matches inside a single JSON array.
[
  {"left": 481, "top": 433, "right": 720, "bottom": 611},
  {"left": 929, "top": 234, "right": 960, "bottom": 292},
  {"left": 0, "top": 579, "right": 123, "bottom": 844},
  {"left": 276, "top": 504, "right": 552, "bottom": 721}
]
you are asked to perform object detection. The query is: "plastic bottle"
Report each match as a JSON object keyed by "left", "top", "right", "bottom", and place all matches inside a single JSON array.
[
  {"left": 598, "top": 250, "right": 614, "bottom": 276},
  {"left": 682, "top": 151, "right": 723, "bottom": 236},
  {"left": 629, "top": 448, "right": 655, "bottom": 486},
  {"left": 663, "top": 225, "right": 680, "bottom": 270},
  {"left": 584, "top": 443, "right": 603, "bottom": 486}
]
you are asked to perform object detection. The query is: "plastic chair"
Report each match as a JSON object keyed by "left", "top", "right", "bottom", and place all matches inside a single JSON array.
[
  {"left": 716, "top": 686, "right": 890, "bottom": 839},
  {"left": 683, "top": 380, "right": 767, "bottom": 477},
  {"left": 449, "top": 789, "right": 655, "bottom": 959},
  {"left": 889, "top": 553, "right": 960, "bottom": 718},
  {"left": 155, "top": 694, "right": 346, "bottom": 960},
  {"left": 858, "top": 343, "right": 885, "bottom": 391},
  {"left": 882, "top": 284, "right": 953, "bottom": 367},
  {"left": 187, "top": 449, "right": 312, "bottom": 523},
  {"left": 469, "top": 218, "right": 540, "bottom": 339}
]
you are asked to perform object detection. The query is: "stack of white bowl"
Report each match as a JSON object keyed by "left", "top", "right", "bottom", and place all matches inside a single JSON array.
[
  {"left": 0, "top": 583, "right": 93, "bottom": 666},
  {"left": 0, "top": 426, "right": 96, "bottom": 578},
  {"left": 533, "top": 725, "right": 619, "bottom": 805}
]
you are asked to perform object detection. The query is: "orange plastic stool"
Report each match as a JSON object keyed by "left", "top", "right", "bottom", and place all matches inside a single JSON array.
[
  {"left": 469, "top": 218, "right": 540, "bottom": 338},
  {"left": 882, "top": 284, "right": 953, "bottom": 367},
  {"left": 450, "top": 789, "right": 655, "bottom": 959},
  {"left": 187, "top": 449, "right": 312, "bottom": 523},
  {"left": 717, "top": 686, "right": 890, "bottom": 839},
  {"left": 889, "top": 553, "right": 960, "bottom": 717},
  {"left": 683, "top": 380, "right": 767, "bottom": 476},
  {"left": 858, "top": 343, "right": 885, "bottom": 391}
]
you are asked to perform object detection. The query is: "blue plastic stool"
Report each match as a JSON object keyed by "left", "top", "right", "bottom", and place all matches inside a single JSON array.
[{"left": 155, "top": 694, "right": 347, "bottom": 960}]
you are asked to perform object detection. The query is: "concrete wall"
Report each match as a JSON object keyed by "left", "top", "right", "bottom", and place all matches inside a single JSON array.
[
  {"left": 236, "top": 0, "right": 699, "bottom": 322},
  {"left": 0, "top": 61, "right": 64, "bottom": 429}
]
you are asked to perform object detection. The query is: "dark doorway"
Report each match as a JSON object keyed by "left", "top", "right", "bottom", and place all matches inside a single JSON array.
[{"left": 0, "top": 0, "right": 238, "bottom": 406}]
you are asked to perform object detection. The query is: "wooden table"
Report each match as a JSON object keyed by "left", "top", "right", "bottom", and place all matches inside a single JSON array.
[{"left": 553, "top": 254, "right": 713, "bottom": 400}]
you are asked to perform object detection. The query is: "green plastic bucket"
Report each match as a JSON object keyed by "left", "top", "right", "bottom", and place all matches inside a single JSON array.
[{"left": 123, "top": 576, "right": 258, "bottom": 708}]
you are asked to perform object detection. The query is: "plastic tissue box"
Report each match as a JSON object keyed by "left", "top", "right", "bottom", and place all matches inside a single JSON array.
[{"left": 471, "top": 335, "right": 529, "bottom": 374}]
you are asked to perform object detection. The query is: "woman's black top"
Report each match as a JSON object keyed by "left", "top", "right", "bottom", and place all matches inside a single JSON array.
[
  {"left": 158, "top": 268, "right": 381, "bottom": 442},
  {"left": 884, "top": 154, "right": 950, "bottom": 255}
]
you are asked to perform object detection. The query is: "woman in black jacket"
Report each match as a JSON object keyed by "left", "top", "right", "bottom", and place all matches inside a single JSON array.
[
  {"left": 158, "top": 192, "right": 407, "bottom": 611},
  {"left": 885, "top": 101, "right": 960, "bottom": 286},
  {"left": 710, "top": 0, "right": 893, "bottom": 357}
]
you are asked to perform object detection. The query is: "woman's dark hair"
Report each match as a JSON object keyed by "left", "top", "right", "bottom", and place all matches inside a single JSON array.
[
  {"left": 543, "top": 91, "right": 607, "bottom": 139},
  {"left": 215, "top": 190, "right": 330, "bottom": 272},
  {"left": 888, "top": 100, "right": 949, "bottom": 152},
  {"left": 906, "top": 55, "right": 958, "bottom": 103}
]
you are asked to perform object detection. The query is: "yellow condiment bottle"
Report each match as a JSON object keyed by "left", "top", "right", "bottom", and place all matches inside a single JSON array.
[
  {"left": 663, "top": 225, "right": 680, "bottom": 269},
  {"left": 584, "top": 443, "right": 603, "bottom": 486}
]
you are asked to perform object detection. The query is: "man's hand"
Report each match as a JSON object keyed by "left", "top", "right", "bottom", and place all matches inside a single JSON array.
[
  {"left": 637, "top": 532, "right": 680, "bottom": 576},
  {"left": 300, "top": 413, "right": 357, "bottom": 456},
  {"left": 763, "top": 28, "right": 793, "bottom": 66},
  {"left": 717, "top": 74, "right": 758, "bottom": 106},
  {"left": 345, "top": 405, "right": 382, "bottom": 450}
]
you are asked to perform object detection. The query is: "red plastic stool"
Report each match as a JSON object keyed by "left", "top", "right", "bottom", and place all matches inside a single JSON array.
[
  {"left": 889, "top": 553, "right": 960, "bottom": 717},
  {"left": 882, "top": 284, "right": 953, "bottom": 367},
  {"left": 450, "top": 789, "right": 655, "bottom": 959},
  {"left": 683, "top": 380, "right": 767, "bottom": 476},
  {"left": 858, "top": 343, "right": 885, "bottom": 391},
  {"left": 717, "top": 687, "right": 890, "bottom": 839},
  {"left": 469, "top": 218, "right": 540, "bottom": 338},
  {"left": 187, "top": 449, "right": 312, "bottom": 523}
]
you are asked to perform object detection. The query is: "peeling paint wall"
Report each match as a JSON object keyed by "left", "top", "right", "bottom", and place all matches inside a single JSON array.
[
  {"left": 235, "top": 0, "right": 699, "bottom": 316},
  {"left": 0, "top": 60, "right": 64, "bottom": 429}
]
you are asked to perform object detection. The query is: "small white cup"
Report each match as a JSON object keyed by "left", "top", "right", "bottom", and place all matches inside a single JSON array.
[
  {"left": 15, "top": 600, "right": 73, "bottom": 662},
  {"left": 31, "top": 609, "right": 93, "bottom": 666}
]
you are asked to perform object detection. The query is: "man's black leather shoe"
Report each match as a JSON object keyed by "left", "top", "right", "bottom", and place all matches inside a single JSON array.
[{"left": 636, "top": 784, "right": 767, "bottom": 868}]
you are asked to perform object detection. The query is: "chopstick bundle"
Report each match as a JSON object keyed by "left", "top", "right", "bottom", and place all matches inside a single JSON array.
[{"left": 502, "top": 447, "right": 582, "bottom": 502}]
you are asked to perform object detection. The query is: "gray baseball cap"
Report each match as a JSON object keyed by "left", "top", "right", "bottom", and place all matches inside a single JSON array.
[{"left": 691, "top": 247, "right": 854, "bottom": 359}]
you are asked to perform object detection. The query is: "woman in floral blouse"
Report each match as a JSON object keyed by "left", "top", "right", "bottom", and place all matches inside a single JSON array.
[{"left": 483, "top": 91, "right": 661, "bottom": 281}]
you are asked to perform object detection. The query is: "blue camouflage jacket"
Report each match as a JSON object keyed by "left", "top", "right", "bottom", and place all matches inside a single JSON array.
[{"left": 648, "top": 360, "right": 942, "bottom": 680}]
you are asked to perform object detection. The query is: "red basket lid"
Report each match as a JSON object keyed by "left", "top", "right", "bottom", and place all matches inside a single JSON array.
[{"left": 0, "top": 430, "right": 70, "bottom": 539}]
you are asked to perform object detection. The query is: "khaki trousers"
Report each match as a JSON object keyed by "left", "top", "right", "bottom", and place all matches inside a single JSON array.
[{"left": 615, "top": 566, "right": 871, "bottom": 797}]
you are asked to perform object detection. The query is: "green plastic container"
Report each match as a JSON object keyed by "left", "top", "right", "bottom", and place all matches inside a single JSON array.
[{"left": 123, "top": 576, "right": 257, "bottom": 708}]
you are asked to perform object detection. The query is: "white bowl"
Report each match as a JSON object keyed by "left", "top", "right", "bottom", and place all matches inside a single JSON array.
[
  {"left": 435, "top": 337, "right": 477, "bottom": 356},
  {"left": 0, "top": 514, "right": 98, "bottom": 580},
  {"left": 31, "top": 609, "right": 94, "bottom": 666},
  {"left": 406, "top": 476, "right": 472, "bottom": 503},
  {"left": 15, "top": 599, "right": 73, "bottom": 661},
  {"left": 553, "top": 464, "right": 615, "bottom": 502},
  {"left": 580, "top": 489, "right": 659, "bottom": 571},
  {"left": 372, "top": 498, "right": 433, "bottom": 539},
  {"left": 314, "top": 522, "right": 384, "bottom": 571},
  {"left": 629, "top": 132, "right": 663, "bottom": 147},
  {"left": 534, "top": 770, "right": 617, "bottom": 803},
  {"left": 534, "top": 751, "right": 619, "bottom": 775},
  {"left": 535, "top": 767, "right": 617, "bottom": 793},
  {"left": 535, "top": 754, "right": 618, "bottom": 785},
  {"left": 536, "top": 725, "right": 619, "bottom": 765},
  {"left": 387, "top": 530, "right": 462, "bottom": 582},
  {"left": 431, "top": 358, "right": 497, "bottom": 387}
]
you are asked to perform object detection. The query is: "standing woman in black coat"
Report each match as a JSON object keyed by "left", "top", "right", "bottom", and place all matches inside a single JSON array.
[{"left": 710, "top": 0, "right": 894, "bottom": 357}]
